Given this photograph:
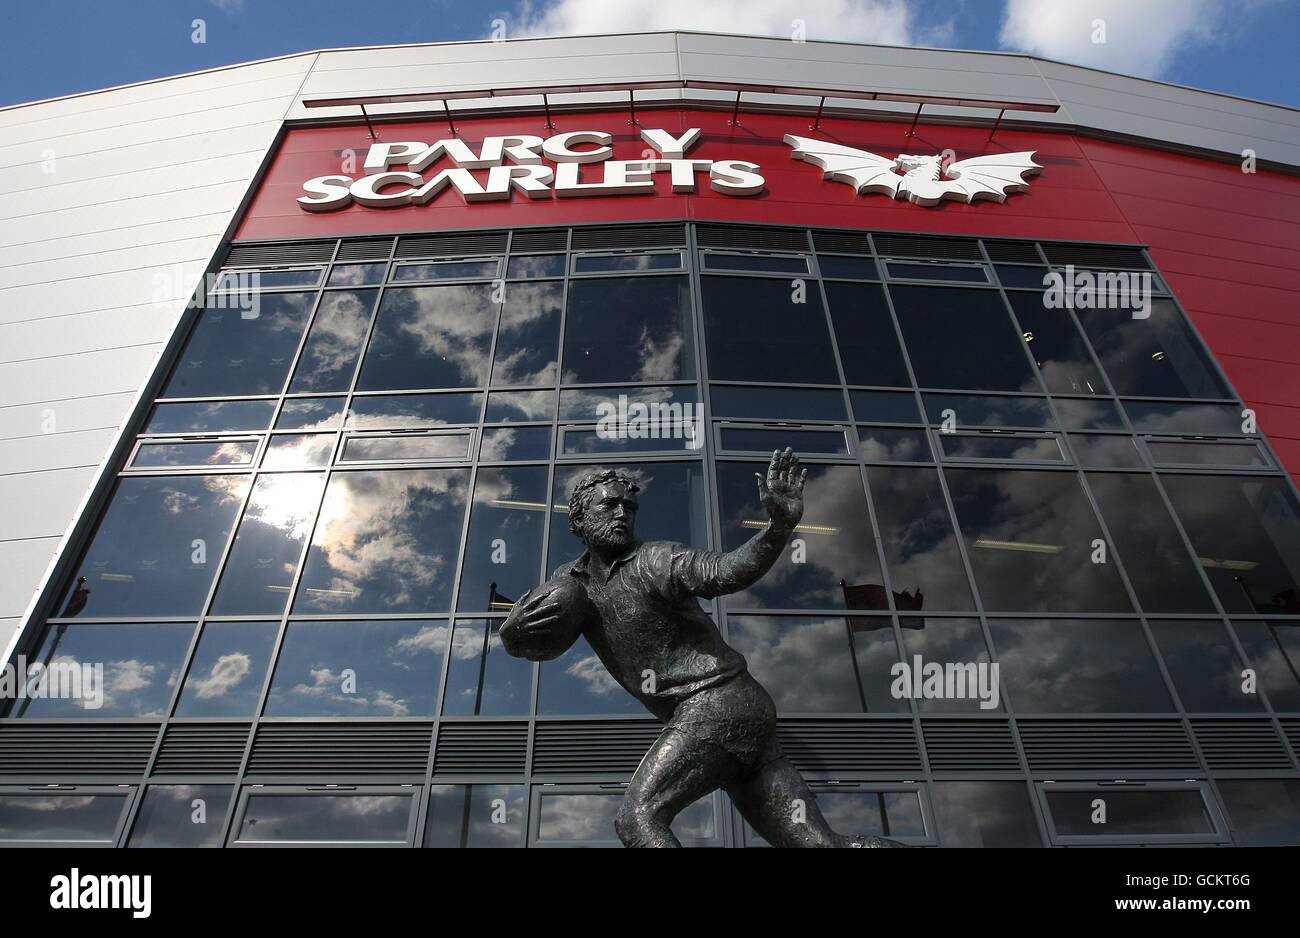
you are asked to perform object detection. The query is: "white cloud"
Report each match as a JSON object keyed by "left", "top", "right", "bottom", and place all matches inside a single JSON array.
[
  {"left": 510, "top": 0, "right": 918, "bottom": 45},
  {"left": 998, "top": 0, "right": 1221, "bottom": 78}
]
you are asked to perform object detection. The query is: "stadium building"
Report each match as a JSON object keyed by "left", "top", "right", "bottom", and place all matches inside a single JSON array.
[{"left": 1, "top": 31, "right": 1299, "bottom": 847}]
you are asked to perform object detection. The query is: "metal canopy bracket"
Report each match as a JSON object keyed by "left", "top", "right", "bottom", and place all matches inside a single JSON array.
[{"left": 906, "top": 102, "right": 923, "bottom": 138}]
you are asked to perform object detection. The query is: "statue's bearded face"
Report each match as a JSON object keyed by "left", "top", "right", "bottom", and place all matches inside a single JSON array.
[{"left": 580, "top": 482, "right": 639, "bottom": 553}]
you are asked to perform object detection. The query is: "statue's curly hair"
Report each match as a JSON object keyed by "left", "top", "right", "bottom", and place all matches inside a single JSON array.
[{"left": 567, "top": 468, "right": 641, "bottom": 538}]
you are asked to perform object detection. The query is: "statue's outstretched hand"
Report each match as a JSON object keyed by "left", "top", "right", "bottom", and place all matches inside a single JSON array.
[{"left": 755, "top": 447, "right": 806, "bottom": 535}]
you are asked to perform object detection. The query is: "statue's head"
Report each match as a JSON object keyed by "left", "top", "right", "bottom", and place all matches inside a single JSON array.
[{"left": 568, "top": 469, "right": 641, "bottom": 553}]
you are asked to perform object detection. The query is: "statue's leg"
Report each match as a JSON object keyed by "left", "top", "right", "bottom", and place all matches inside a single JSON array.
[
  {"left": 616, "top": 728, "right": 740, "bottom": 848},
  {"left": 726, "top": 757, "right": 906, "bottom": 848}
]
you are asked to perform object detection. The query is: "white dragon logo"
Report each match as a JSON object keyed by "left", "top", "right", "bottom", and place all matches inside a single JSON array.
[{"left": 784, "top": 135, "right": 1041, "bottom": 207}]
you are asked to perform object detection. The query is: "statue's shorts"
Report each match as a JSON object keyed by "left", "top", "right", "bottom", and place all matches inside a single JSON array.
[{"left": 666, "top": 671, "right": 784, "bottom": 774}]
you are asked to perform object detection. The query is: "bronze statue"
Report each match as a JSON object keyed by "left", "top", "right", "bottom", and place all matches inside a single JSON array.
[{"left": 501, "top": 447, "right": 904, "bottom": 848}]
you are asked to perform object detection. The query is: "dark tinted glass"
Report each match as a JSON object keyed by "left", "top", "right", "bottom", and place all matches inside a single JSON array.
[
  {"left": 347, "top": 393, "right": 482, "bottom": 429},
  {"left": 507, "top": 254, "right": 566, "bottom": 279},
  {"left": 1047, "top": 790, "right": 1213, "bottom": 836},
  {"left": 562, "top": 277, "right": 694, "bottom": 384},
  {"left": 868, "top": 467, "right": 974, "bottom": 611},
  {"left": 275, "top": 397, "right": 346, "bottom": 430},
  {"left": 1147, "top": 440, "right": 1268, "bottom": 467},
  {"left": 562, "top": 428, "right": 699, "bottom": 456},
  {"left": 1069, "top": 433, "right": 1145, "bottom": 467},
  {"left": 944, "top": 468, "right": 1132, "bottom": 613},
  {"left": 294, "top": 468, "right": 470, "bottom": 614},
  {"left": 16, "top": 622, "right": 194, "bottom": 718},
  {"left": 145, "top": 400, "right": 275, "bottom": 433},
  {"left": 1230, "top": 620, "right": 1300, "bottom": 711},
  {"left": 327, "top": 263, "right": 386, "bottom": 286},
  {"left": 754, "top": 790, "right": 925, "bottom": 843},
  {"left": 58, "top": 475, "right": 247, "bottom": 618},
  {"left": 702, "top": 276, "right": 837, "bottom": 384},
  {"left": 132, "top": 439, "right": 257, "bottom": 468},
  {"left": 209, "top": 473, "right": 325, "bottom": 616},
  {"left": 716, "top": 462, "right": 881, "bottom": 610},
  {"left": 1125, "top": 401, "right": 1245, "bottom": 435},
  {"left": 1085, "top": 473, "right": 1213, "bottom": 613},
  {"left": 357, "top": 284, "right": 496, "bottom": 390},
  {"left": 0, "top": 793, "right": 128, "bottom": 843},
  {"left": 572, "top": 252, "right": 680, "bottom": 273},
  {"left": 163, "top": 293, "right": 315, "bottom": 397},
  {"left": 1216, "top": 780, "right": 1300, "bottom": 845},
  {"left": 287, "top": 289, "right": 377, "bottom": 392},
  {"left": 216, "top": 268, "right": 320, "bottom": 290},
  {"left": 702, "top": 252, "right": 808, "bottom": 273},
  {"left": 719, "top": 427, "right": 848, "bottom": 455},
  {"left": 442, "top": 620, "right": 532, "bottom": 715},
  {"left": 1077, "top": 299, "right": 1229, "bottom": 398},
  {"left": 1160, "top": 475, "right": 1300, "bottom": 615},
  {"left": 488, "top": 389, "right": 556, "bottom": 422},
  {"left": 174, "top": 620, "right": 278, "bottom": 717},
  {"left": 858, "top": 427, "right": 932, "bottom": 462},
  {"left": 889, "top": 286, "right": 1039, "bottom": 392},
  {"left": 726, "top": 616, "right": 905, "bottom": 713},
  {"left": 479, "top": 426, "right": 552, "bottom": 461},
  {"left": 939, "top": 433, "right": 1063, "bottom": 462},
  {"left": 817, "top": 255, "right": 879, "bottom": 279},
  {"left": 713, "top": 385, "right": 846, "bottom": 421},
  {"left": 987, "top": 619, "right": 1172, "bottom": 712},
  {"left": 850, "top": 390, "right": 920, "bottom": 423},
  {"left": 457, "top": 466, "right": 548, "bottom": 613},
  {"left": 392, "top": 259, "right": 499, "bottom": 281},
  {"left": 1054, "top": 397, "right": 1125, "bottom": 430},
  {"left": 490, "top": 281, "right": 563, "bottom": 386},
  {"left": 897, "top": 617, "right": 998, "bottom": 711},
  {"left": 923, "top": 394, "right": 1053, "bottom": 428},
  {"left": 538, "top": 633, "right": 647, "bottom": 715},
  {"left": 236, "top": 793, "right": 413, "bottom": 844},
  {"left": 260, "top": 434, "right": 334, "bottom": 469},
  {"left": 424, "top": 784, "right": 526, "bottom": 847},
  {"left": 560, "top": 386, "right": 701, "bottom": 422},
  {"left": 1007, "top": 293, "right": 1107, "bottom": 396},
  {"left": 128, "top": 785, "right": 233, "bottom": 847},
  {"left": 886, "top": 261, "right": 988, "bottom": 282},
  {"left": 1149, "top": 620, "right": 1261, "bottom": 712},
  {"left": 341, "top": 434, "right": 471, "bottom": 462},
  {"left": 535, "top": 792, "right": 713, "bottom": 843},
  {"left": 824, "top": 282, "right": 911, "bottom": 388},
  {"left": 265, "top": 619, "right": 448, "bottom": 716},
  {"left": 995, "top": 265, "right": 1050, "bottom": 288},
  {"left": 930, "top": 782, "right": 1041, "bottom": 847}
]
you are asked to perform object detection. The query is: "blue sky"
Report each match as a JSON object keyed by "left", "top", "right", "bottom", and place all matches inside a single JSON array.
[{"left": 1, "top": 0, "right": 1296, "bottom": 108}]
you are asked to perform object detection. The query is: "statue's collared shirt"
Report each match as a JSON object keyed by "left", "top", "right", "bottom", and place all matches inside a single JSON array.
[{"left": 558, "top": 539, "right": 748, "bottom": 720}]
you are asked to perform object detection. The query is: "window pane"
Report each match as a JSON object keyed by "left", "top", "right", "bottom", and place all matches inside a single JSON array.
[
  {"left": 987, "top": 618, "right": 1172, "bottom": 712},
  {"left": 1231, "top": 620, "right": 1300, "bottom": 712},
  {"left": 1216, "top": 780, "right": 1300, "bottom": 846},
  {"left": 341, "top": 434, "right": 471, "bottom": 462},
  {"left": 1047, "top": 790, "right": 1213, "bottom": 837},
  {"left": 507, "top": 255, "right": 565, "bottom": 279},
  {"left": 1150, "top": 620, "right": 1261, "bottom": 712},
  {"left": 479, "top": 426, "right": 552, "bottom": 461},
  {"left": 327, "top": 263, "right": 385, "bottom": 286},
  {"left": 538, "top": 634, "right": 646, "bottom": 715},
  {"left": 490, "top": 281, "right": 563, "bottom": 386},
  {"left": 348, "top": 392, "right": 482, "bottom": 429},
  {"left": 1069, "top": 434, "right": 1144, "bottom": 467},
  {"left": 294, "top": 468, "right": 470, "bottom": 614},
  {"left": 747, "top": 790, "right": 925, "bottom": 844},
  {"left": 726, "top": 615, "right": 905, "bottom": 713},
  {"left": 850, "top": 390, "right": 920, "bottom": 424},
  {"left": 392, "top": 259, "right": 499, "bottom": 281},
  {"left": 923, "top": 393, "right": 1053, "bottom": 429},
  {"left": 275, "top": 397, "right": 346, "bottom": 430},
  {"left": 236, "top": 793, "right": 413, "bottom": 844},
  {"left": 0, "top": 793, "right": 128, "bottom": 843},
  {"left": 702, "top": 252, "right": 808, "bottom": 273},
  {"left": 1086, "top": 473, "right": 1214, "bottom": 613},
  {"left": 536, "top": 792, "right": 712, "bottom": 843},
  {"left": 562, "top": 277, "right": 694, "bottom": 384},
  {"left": 261, "top": 434, "right": 334, "bottom": 469},
  {"left": 719, "top": 427, "right": 847, "bottom": 456},
  {"left": 288, "top": 289, "right": 378, "bottom": 392},
  {"left": 818, "top": 256, "right": 879, "bottom": 279},
  {"left": 1054, "top": 397, "right": 1125, "bottom": 430},
  {"left": 458, "top": 466, "right": 548, "bottom": 613},
  {"left": 939, "top": 433, "right": 1064, "bottom": 462},
  {"left": 15, "top": 622, "right": 194, "bottom": 718},
  {"left": 897, "top": 617, "right": 998, "bottom": 711},
  {"left": 1160, "top": 475, "right": 1300, "bottom": 615},
  {"left": 132, "top": 439, "right": 257, "bottom": 468},
  {"left": 1147, "top": 441, "right": 1268, "bottom": 467},
  {"left": 716, "top": 462, "right": 881, "bottom": 610},
  {"left": 58, "top": 475, "right": 248, "bottom": 618},
  {"left": 1126, "top": 401, "right": 1245, "bottom": 435},
  {"left": 824, "top": 282, "right": 911, "bottom": 388},
  {"left": 128, "top": 785, "right": 233, "bottom": 848},
  {"left": 562, "top": 428, "right": 698, "bottom": 455},
  {"left": 442, "top": 620, "right": 532, "bottom": 716},
  {"left": 146, "top": 400, "right": 275, "bottom": 434},
  {"left": 889, "top": 286, "right": 1039, "bottom": 392},
  {"left": 573, "top": 252, "right": 681, "bottom": 273},
  {"left": 163, "top": 293, "right": 315, "bottom": 397},
  {"left": 944, "top": 468, "right": 1132, "bottom": 613},
  {"left": 1008, "top": 293, "right": 1108, "bottom": 396},
  {"left": 931, "top": 781, "right": 1041, "bottom": 847},
  {"left": 1077, "top": 299, "right": 1229, "bottom": 398},
  {"left": 487, "top": 389, "right": 555, "bottom": 423},
  {"left": 995, "top": 265, "right": 1050, "bottom": 288},
  {"left": 265, "top": 619, "right": 449, "bottom": 716},
  {"left": 217, "top": 268, "right": 320, "bottom": 290},
  {"left": 174, "top": 620, "right": 278, "bottom": 717},
  {"left": 886, "top": 261, "right": 988, "bottom": 282},
  {"left": 557, "top": 386, "right": 699, "bottom": 422},
  {"left": 424, "top": 784, "right": 526, "bottom": 847},
  {"left": 702, "top": 276, "right": 835, "bottom": 384},
  {"left": 209, "top": 473, "right": 325, "bottom": 617},
  {"left": 357, "top": 284, "right": 495, "bottom": 391},
  {"left": 713, "top": 385, "right": 845, "bottom": 421},
  {"left": 858, "top": 427, "right": 932, "bottom": 462},
  {"left": 868, "top": 467, "right": 974, "bottom": 611}
]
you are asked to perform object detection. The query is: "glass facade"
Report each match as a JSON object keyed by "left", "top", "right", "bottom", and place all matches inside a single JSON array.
[{"left": 3, "top": 223, "right": 1298, "bottom": 847}]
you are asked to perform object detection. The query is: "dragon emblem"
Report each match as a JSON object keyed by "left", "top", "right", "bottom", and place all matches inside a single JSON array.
[{"left": 784, "top": 134, "right": 1041, "bottom": 206}]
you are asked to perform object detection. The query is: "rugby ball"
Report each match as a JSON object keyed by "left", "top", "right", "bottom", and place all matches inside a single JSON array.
[{"left": 499, "top": 577, "right": 593, "bottom": 661}]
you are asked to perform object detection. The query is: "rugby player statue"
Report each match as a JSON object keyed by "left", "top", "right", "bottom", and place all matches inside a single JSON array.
[{"left": 501, "top": 447, "right": 904, "bottom": 848}]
